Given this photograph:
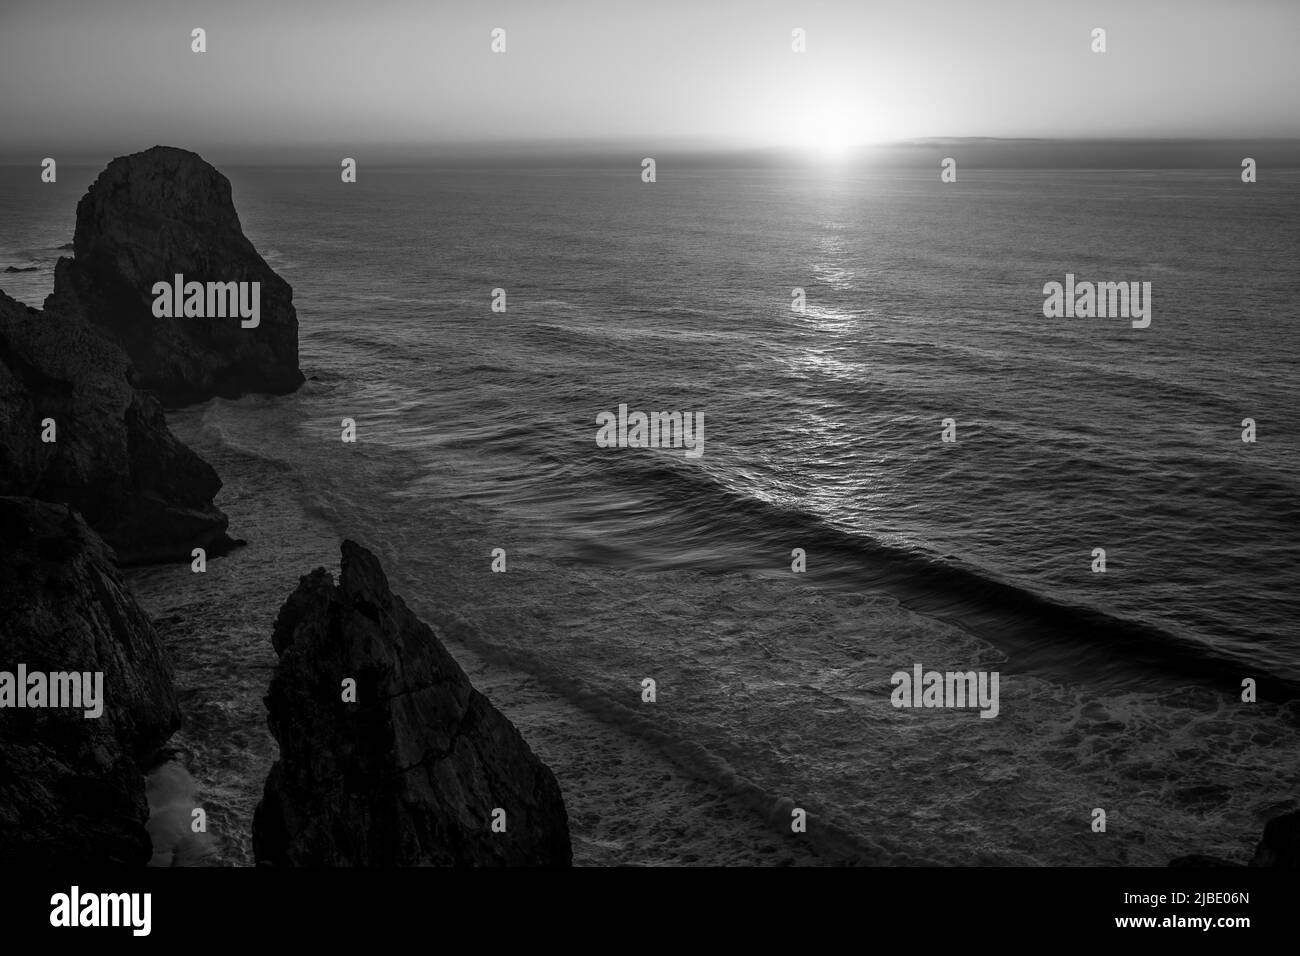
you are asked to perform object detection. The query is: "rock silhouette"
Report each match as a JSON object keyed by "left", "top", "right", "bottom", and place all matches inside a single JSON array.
[
  {"left": 0, "top": 289, "right": 235, "bottom": 564},
  {"left": 0, "top": 497, "right": 181, "bottom": 865},
  {"left": 253, "top": 541, "right": 572, "bottom": 866},
  {"left": 1250, "top": 808, "right": 1300, "bottom": 867},
  {"left": 45, "top": 145, "right": 303, "bottom": 404},
  {"left": 1168, "top": 806, "right": 1300, "bottom": 867}
]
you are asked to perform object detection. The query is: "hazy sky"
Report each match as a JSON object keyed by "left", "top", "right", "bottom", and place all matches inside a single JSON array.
[{"left": 1, "top": 0, "right": 1296, "bottom": 161}]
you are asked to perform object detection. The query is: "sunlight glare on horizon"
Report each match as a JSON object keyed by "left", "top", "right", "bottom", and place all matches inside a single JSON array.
[{"left": 793, "top": 97, "right": 909, "bottom": 162}]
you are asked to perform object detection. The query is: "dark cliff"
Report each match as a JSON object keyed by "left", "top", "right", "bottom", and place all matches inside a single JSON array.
[
  {"left": 0, "top": 497, "right": 181, "bottom": 865},
  {"left": 0, "top": 289, "right": 235, "bottom": 564},
  {"left": 1169, "top": 807, "right": 1300, "bottom": 867}
]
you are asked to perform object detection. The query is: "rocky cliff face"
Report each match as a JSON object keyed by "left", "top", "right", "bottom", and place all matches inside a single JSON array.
[
  {"left": 45, "top": 145, "right": 303, "bottom": 404},
  {"left": 1169, "top": 807, "right": 1300, "bottom": 867},
  {"left": 0, "top": 145, "right": 306, "bottom": 868},
  {"left": 0, "top": 289, "right": 235, "bottom": 564},
  {"left": 1250, "top": 809, "right": 1300, "bottom": 867},
  {"left": 0, "top": 497, "right": 181, "bottom": 866},
  {"left": 253, "top": 541, "right": 573, "bottom": 866}
]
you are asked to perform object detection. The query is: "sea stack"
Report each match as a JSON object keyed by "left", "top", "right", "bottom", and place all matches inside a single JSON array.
[
  {"left": 44, "top": 145, "right": 304, "bottom": 404},
  {"left": 253, "top": 541, "right": 573, "bottom": 866}
]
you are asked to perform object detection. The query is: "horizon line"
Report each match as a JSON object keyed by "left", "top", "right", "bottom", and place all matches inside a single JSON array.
[{"left": 5, "top": 136, "right": 1300, "bottom": 168}]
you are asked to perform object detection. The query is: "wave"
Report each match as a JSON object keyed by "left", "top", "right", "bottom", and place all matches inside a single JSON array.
[
  {"left": 413, "top": 599, "right": 920, "bottom": 864},
  {"left": 592, "top": 450, "right": 1300, "bottom": 696}
]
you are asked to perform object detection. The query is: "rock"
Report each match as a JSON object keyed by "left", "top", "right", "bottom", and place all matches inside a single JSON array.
[
  {"left": 1250, "top": 809, "right": 1300, "bottom": 866},
  {"left": 1168, "top": 854, "right": 1241, "bottom": 867},
  {"left": 44, "top": 145, "right": 303, "bottom": 404},
  {"left": 0, "top": 288, "right": 236, "bottom": 564},
  {"left": 1170, "top": 807, "right": 1300, "bottom": 867},
  {"left": 0, "top": 497, "right": 181, "bottom": 865},
  {"left": 253, "top": 541, "right": 572, "bottom": 866}
]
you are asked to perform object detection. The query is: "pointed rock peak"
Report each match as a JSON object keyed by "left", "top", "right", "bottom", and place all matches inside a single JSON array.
[
  {"left": 339, "top": 539, "right": 394, "bottom": 609},
  {"left": 255, "top": 542, "right": 573, "bottom": 866}
]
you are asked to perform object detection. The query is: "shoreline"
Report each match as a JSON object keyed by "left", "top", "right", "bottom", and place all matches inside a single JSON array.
[{"left": 126, "top": 402, "right": 834, "bottom": 866}]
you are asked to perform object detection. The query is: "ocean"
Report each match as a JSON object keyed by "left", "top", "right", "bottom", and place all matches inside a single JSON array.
[{"left": 3, "top": 162, "right": 1298, "bottom": 865}]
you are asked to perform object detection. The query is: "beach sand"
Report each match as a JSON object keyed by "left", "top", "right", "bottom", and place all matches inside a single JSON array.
[{"left": 126, "top": 407, "right": 828, "bottom": 867}]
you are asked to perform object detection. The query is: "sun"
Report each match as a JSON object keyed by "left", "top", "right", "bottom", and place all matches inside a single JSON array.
[
  {"left": 792, "top": 98, "right": 904, "bottom": 161},
  {"left": 809, "top": 125, "right": 856, "bottom": 161},
  {"left": 796, "top": 107, "right": 869, "bottom": 162}
]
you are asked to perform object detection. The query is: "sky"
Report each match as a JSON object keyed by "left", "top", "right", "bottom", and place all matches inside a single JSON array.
[{"left": 1, "top": 0, "right": 1297, "bottom": 163}]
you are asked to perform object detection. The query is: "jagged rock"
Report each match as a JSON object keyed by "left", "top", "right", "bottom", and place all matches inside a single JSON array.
[
  {"left": 1250, "top": 809, "right": 1300, "bottom": 866},
  {"left": 253, "top": 541, "right": 572, "bottom": 866},
  {"left": 1168, "top": 854, "right": 1241, "bottom": 867},
  {"left": 1169, "top": 807, "right": 1300, "bottom": 867},
  {"left": 0, "top": 497, "right": 181, "bottom": 865},
  {"left": 0, "top": 289, "right": 235, "bottom": 564},
  {"left": 45, "top": 145, "right": 303, "bottom": 404}
]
